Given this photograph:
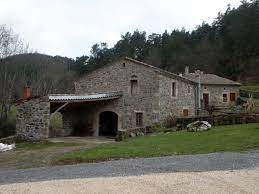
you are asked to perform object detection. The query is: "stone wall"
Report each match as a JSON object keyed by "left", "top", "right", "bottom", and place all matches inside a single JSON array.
[
  {"left": 57, "top": 99, "right": 124, "bottom": 137},
  {"left": 75, "top": 59, "right": 161, "bottom": 129},
  {"left": 16, "top": 97, "right": 50, "bottom": 141},
  {"left": 159, "top": 75, "right": 196, "bottom": 119},
  {"left": 75, "top": 59, "right": 198, "bottom": 129},
  {"left": 201, "top": 85, "right": 240, "bottom": 106}
]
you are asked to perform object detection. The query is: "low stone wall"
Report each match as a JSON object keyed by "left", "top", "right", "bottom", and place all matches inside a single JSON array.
[
  {"left": 174, "top": 114, "right": 259, "bottom": 130},
  {"left": 16, "top": 97, "right": 50, "bottom": 141}
]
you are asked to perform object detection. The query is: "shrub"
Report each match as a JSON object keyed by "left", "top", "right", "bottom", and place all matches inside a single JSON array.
[
  {"left": 115, "top": 128, "right": 146, "bottom": 141},
  {"left": 0, "top": 120, "right": 15, "bottom": 138},
  {"left": 163, "top": 114, "right": 177, "bottom": 128},
  {"left": 240, "top": 89, "right": 259, "bottom": 99}
]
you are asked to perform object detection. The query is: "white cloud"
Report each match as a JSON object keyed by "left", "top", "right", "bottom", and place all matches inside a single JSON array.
[{"left": 0, "top": 0, "right": 241, "bottom": 58}]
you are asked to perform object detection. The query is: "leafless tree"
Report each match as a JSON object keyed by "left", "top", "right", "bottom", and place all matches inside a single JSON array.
[
  {"left": 0, "top": 25, "right": 29, "bottom": 58},
  {"left": 0, "top": 25, "right": 29, "bottom": 121},
  {"left": 244, "top": 94, "right": 256, "bottom": 114}
]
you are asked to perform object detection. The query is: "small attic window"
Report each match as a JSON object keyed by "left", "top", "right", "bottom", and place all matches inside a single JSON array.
[
  {"left": 130, "top": 75, "right": 138, "bottom": 95},
  {"left": 131, "top": 80, "right": 138, "bottom": 95}
]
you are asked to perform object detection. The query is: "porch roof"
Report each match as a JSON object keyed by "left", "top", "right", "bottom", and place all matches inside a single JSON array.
[{"left": 49, "top": 92, "right": 123, "bottom": 102}]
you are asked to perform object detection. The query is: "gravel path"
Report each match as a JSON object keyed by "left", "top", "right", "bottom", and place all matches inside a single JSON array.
[
  {"left": 0, "top": 151, "right": 259, "bottom": 185},
  {"left": 1, "top": 168, "right": 259, "bottom": 193}
]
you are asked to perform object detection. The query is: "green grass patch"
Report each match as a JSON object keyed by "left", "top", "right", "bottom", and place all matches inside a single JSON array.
[
  {"left": 56, "top": 123, "right": 259, "bottom": 165},
  {"left": 240, "top": 85, "right": 259, "bottom": 92},
  {"left": 17, "top": 141, "right": 84, "bottom": 151},
  {"left": 50, "top": 112, "right": 63, "bottom": 129}
]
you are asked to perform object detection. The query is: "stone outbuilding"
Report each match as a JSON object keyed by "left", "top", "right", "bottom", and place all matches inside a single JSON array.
[
  {"left": 183, "top": 67, "right": 241, "bottom": 109},
  {"left": 16, "top": 57, "right": 241, "bottom": 141}
]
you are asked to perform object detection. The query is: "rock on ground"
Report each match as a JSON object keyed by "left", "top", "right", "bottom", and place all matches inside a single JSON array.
[{"left": 0, "top": 143, "right": 15, "bottom": 152}]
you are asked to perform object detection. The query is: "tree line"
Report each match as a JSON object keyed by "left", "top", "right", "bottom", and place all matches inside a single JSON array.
[
  {"left": 74, "top": 0, "right": 259, "bottom": 83},
  {"left": 0, "top": 26, "right": 75, "bottom": 137},
  {"left": 0, "top": 0, "right": 259, "bottom": 137}
]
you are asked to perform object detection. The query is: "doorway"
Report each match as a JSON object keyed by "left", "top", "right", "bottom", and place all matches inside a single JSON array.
[
  {"left": 99, "top": 111, "right": 118, "bottom": 136},
  {"left": 203, "top": 93, "right": 209, "bottom": 109}
]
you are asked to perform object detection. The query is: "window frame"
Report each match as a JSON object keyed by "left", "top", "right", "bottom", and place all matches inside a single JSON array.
[
  {"left": 187, "top": 85, "right": 191, "bottom": 94},
  {"left": 183, "top": 109, "right": 189, "bottom": 117},
  {"left": 171, "top": 81, "right": 177, "bottom": 97},
  {"left": 222, "top": 93, "right": 228, "bottom": 103},
  {"left": 230, "top": 92, "right": 236, "bottom": 102},
  {"left": 135, "top": 112, "right": 143, "bottom": 127},
  {"left": 130, "top": 79, "right": 138, "bottom": 96}
]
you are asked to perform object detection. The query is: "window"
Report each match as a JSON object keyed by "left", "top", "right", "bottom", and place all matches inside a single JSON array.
[
  {"left": 136, "top": 113, "right": 143, "bottom": 127},
  {"left": 130, "top": 80, "right": 138, "bottom": 95},
  {"left": 223, "top": 93, "right": 228, "bottom": 102},
  {"left": 230, "top": 93, "right": 236, "bottom": 102},
  {"left": 187, "top": 85, "right": 191, "bottom": 93},
  {"left": 183, "top": 109, "right": 189, "bottom": 117},
  {"left": 172, "top": 82, "right": 176, "bottom": 97},
  {"left": 122, "top": 62, "right": 126, "bottom": 67}
]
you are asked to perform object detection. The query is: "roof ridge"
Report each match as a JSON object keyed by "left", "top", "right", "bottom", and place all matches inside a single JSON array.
[
  {"left": 124, "top": 57, "right": 196, "bottom": 84},
  {"left": 183, "top": 72, "right": 241, "bottom": 86}
]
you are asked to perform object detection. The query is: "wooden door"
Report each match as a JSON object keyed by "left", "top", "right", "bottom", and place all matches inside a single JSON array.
[
  {"left": 230, "top": 93, "right": 236, "bottom": 102},
  {"left": 203, "top": 93, "right": 209, "bottom": 108},
  {"left": 183, "top": 109, "right": 189, "bottom": 117}
]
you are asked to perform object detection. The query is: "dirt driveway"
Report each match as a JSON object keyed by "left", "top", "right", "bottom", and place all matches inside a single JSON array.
[
  {"left": 0, "top": 137, "right": 114, "bottom": 170},
  {"left": 1, "top": 167, "right": 258, "bottom": 194}
]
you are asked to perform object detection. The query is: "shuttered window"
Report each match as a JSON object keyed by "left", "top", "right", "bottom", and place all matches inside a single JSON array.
[
  {"left": 223, "top": 93, "right": 228, "bottom": 102},
  {"left": 230, "top": 93, "right": 236, "bottom": 102},
  {"left": 183, "top": 109, "right": 189, "bottom": 117}
]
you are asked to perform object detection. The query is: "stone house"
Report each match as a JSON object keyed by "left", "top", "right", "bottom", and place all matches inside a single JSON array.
[
  {"left": 182, "top": 67, "right": 241, "bottom": 108},
  {"left": 16, "top": 57, "right": 241, "bottom": 141}
]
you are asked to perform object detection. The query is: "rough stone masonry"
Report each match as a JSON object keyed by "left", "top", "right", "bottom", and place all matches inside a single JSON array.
[{"left": 16, "top": 97, "right": 50, "bottom": 141}]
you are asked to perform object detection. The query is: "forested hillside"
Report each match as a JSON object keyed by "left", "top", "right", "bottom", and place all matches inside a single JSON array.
[
  {"left": 0, "top": 0, "right": 259, "bottom": 138},
  {"left": 0, "top": 53, "right": 75, "bottom": 137},
  {"left": 0, "top": 53, "right": 75, "bottom": 97},
  {"left": 74, "top": 0, "right": 259, "bottom": 83}
]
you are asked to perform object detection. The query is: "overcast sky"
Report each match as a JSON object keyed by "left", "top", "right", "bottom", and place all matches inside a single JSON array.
[{"left": 0, "top": 0, "right": 241, "bottom": 58}]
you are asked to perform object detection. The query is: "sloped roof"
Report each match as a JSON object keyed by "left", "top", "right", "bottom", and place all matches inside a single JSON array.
[
  {"left": 183, "top": 73, "right": 241, "bottom": 86},
  {"left": 49, "top": 92, "right": 122, "bottom": 102},
  {"left": 77, "top": 57, "right": 197, "bottom": 85},
  {"left": 124, "top": 57, "right": 196, "bottom": 84}
]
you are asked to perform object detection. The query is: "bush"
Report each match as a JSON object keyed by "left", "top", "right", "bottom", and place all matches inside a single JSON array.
[
  {"left": 115, "top": 126, "right": 176, "bottom": 141},
  {"left": 115, "top": 128, "right": 147, "bottom": 141},
  {"left": 163, "top": 114, "right": 177, "bottom": 128},
  {"left": 0, "top": 120, "right": 15, "bottom": 138},
  {"left": 240, "top": 89, "right": 259, "bottom": 99}
]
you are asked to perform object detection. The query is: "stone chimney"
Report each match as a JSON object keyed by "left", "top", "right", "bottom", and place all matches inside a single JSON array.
[
  {"left": 185, "top": 66, "right": 189, "bottom": 75},
  {"left": 23, "top": 86, "right": 31, "bottom": 101}
]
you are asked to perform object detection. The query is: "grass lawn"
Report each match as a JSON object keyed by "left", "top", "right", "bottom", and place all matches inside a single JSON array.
[
  {"left": 0, "top": 141, "right": 98, "bottom": 170},
  {"left": 56, "top": 123, "right": 259, "bottom": 165},
  {"left": 240, "top": 85, "right": 259, "bottom": 92}
]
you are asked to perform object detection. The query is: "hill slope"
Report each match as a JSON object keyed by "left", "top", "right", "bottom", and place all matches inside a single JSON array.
[{"left": 0, "top": 53, "right": 76, "bottom": 100}]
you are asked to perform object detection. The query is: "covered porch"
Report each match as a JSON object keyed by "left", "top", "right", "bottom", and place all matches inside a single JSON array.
[{"left": 49, "top": 92, "right": 123, "bottom": 138}]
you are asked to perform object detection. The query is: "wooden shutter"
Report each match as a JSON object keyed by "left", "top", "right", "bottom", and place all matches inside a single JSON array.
[{"left": 230, "top": 93, "right": 236, "bottom": 102}]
